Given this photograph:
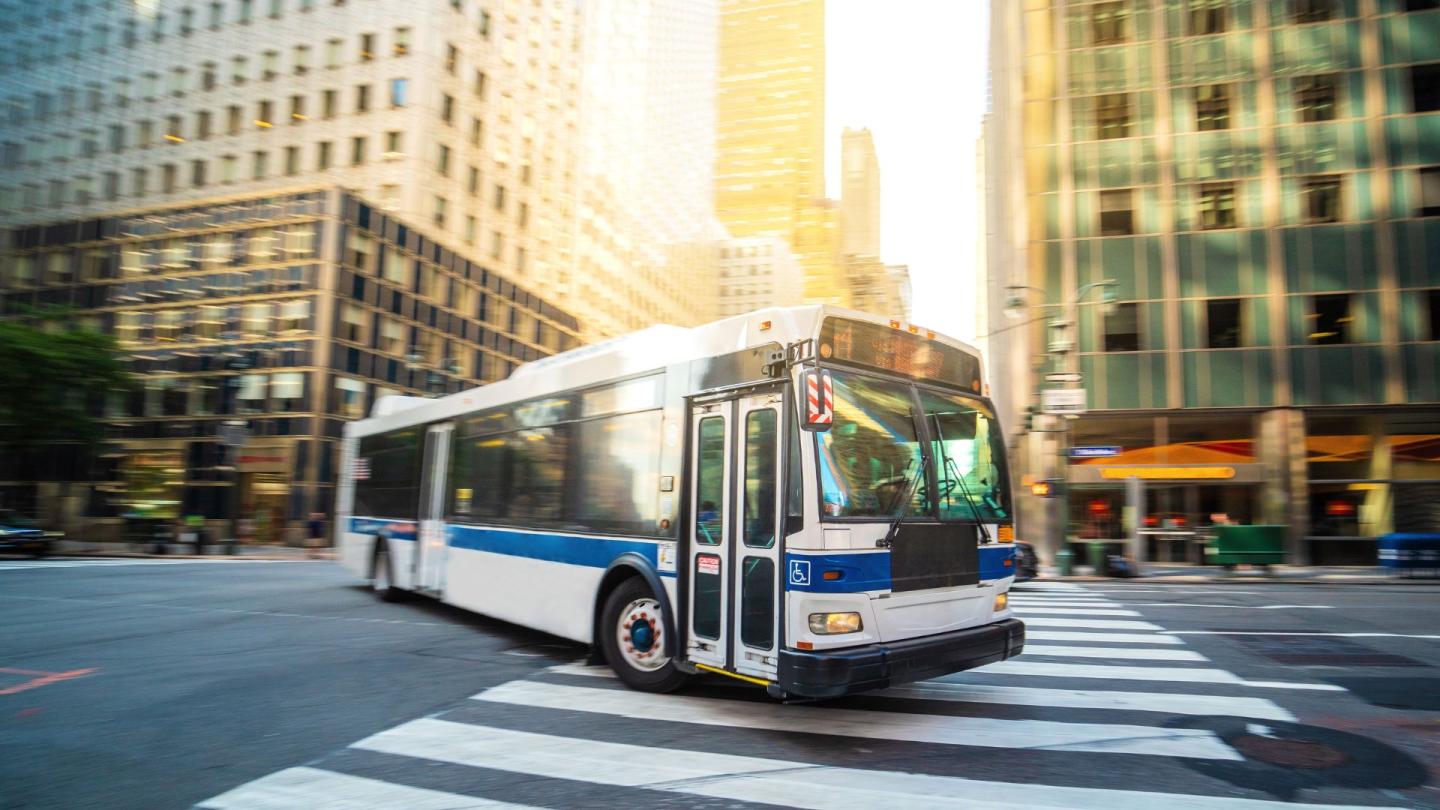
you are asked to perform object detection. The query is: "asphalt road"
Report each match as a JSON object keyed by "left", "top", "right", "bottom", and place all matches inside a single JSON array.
[{"left": 0, "top": 558, "right": 1436, "bottom": 809}]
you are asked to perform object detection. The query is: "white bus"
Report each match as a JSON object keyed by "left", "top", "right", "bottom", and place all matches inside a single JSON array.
[{"left": 336, "top": 306, "right": 1024, "bottom": 698}]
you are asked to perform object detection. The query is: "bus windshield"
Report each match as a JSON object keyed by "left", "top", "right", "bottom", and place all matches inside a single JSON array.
[{"left": 816, "top": 370, "right": 1010, "bottom": 522}]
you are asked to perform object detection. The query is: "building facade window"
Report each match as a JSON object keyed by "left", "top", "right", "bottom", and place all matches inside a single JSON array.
[
  {"left": 1206, "top": 298, "right": 1243, "bottom": 348},
  {"left": 351, "top": 136, "right": 366, "bottom": 166},
  {"left": 1099, "top": 189, "right": 1134, "bottom": 235},
  {"left": 1301, "top": 175, "right": 1342, "bottom": 223},
  {"left": 1420, "top": 166, "right": 1440, "bottom": 217},
  {"left": 1104, "top": 302, "right": 1141, "bottom": 352},
  {"left": 356, "top": 84, "right": 371, "bottom": 113},
  {"left": 1195, "top": 84, "right": 1231, "bottom": 131},
  {"left": 1413, "top": 63, "right": 1440, "bottom": 113},
  {"left": 390, "top": 78, "right": 408, "bottom": 107},
  {"left": 1095, "top": 93, "right": 1132, "bottom": 139},
  {"left": 322, "top": 89, "right": 338, "bottom": 119},
  {"left": 1091, "top": 1, "right": 1128, "bottom": 45},
  {"left": 1292, "top": 0, "right": 1335, "bottom": 23},
  {"left": 1295, "top": 74, "right": 1338, "bottom": 122},
  {"left": 1189, "top": 0, "right": 1227, "bottom": 34},
  {"left": 1308, "top": 293, "right": 1352, "bottom": 344},
  {"left": 394, "top": 27, "right": 411, "bottom": 56},
  {"left": 360, "top": 32, "right": 375, "bottom": 62},
  {"left": 1198, "top": 182, "right": 1237, "bottom": 229}
]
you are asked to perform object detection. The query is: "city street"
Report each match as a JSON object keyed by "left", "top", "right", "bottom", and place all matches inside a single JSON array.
[{"left": 1, "top": 559, "right": 1437, "bottom": 809}]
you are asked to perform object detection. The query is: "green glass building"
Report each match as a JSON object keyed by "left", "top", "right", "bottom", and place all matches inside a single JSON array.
[{"left": 985, "top": 0, "right": 1440, "bottom": 563}]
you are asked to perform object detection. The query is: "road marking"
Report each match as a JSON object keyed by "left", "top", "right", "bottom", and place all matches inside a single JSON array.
[
  {"left": 1165, "top": 631, "right": 1440, "bottom": 640},
  {"left": 0, "top": 667, "right": 98, "bottom": 695},
  {"left": 1022, "top": 645, "right": 1207, "bottom": 662},
  {"left": 1026, "top": 630, "right": 1184, "bottom": 645},
  {"left": 1012, "top": 607, "right": 1142, "bottom": 617},
  {"left": 548, "top": 662, "right": 616, "bottom": 678},
  {"left": 1020, "top": 617, "right": 1164, "bottom": 630},
  {"left": 354, "top": 719, "right": 1389, "bottom": 809},
  {"left": 880, "top": 681, "right": 1296, "bottom": 721},
  {"left": 471, "top": 680, "right": 1241, "bottom": 760},
  {"left": 1118, "top": 603, "right": 1336, "bottom": 611},
  {"left": 197, "top": 766, "right": 536, "bottom": 809},
  {"left": 974, "top": 661, "right": 1345, "bottom": 691},
  {"left": 1008, "top": 599, "right": 1123, "bottom": 608}
]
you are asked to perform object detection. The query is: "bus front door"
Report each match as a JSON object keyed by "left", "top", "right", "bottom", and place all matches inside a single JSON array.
[
  {"left": 686, "top": 392, "right": 783, "bottom": 683},
  {"left": 415, "top": 422, "right": 453, "bottom": 595}
]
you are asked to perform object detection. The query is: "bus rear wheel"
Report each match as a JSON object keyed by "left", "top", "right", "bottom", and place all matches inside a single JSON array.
[{"left": 601, "top": 578, "right": 687, "bottom": 693}]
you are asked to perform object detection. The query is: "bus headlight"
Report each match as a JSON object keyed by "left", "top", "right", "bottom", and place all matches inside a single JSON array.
[
  {"left": 994, "top": 593, "right": 1008, "bottom": 612},
  {"left": 808, "top": 612, "right": 863, "bottom": 635}
]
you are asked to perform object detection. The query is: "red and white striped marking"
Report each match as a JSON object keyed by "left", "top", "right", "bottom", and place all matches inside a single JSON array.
[{"left": 805, "top": 370, "right": 833, "bottom": 426}]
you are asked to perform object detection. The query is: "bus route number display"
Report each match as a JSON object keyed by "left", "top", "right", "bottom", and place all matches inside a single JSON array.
[{"left": 818, "top": 318, "right": 981, "bottom": 392}]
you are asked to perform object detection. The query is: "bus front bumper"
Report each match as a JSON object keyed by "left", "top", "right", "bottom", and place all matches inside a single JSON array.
[{"left": 775, "top": 618, "right": 1025, "bottom": 699}]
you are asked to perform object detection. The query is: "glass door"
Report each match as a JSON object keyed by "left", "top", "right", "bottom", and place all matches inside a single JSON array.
[{"left": 686, "top": 403, "right": 730, "bottom": 669}]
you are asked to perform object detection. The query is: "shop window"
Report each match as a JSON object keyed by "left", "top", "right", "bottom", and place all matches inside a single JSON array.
[
  {"left": 1307, "top": 293, "right": 1352, "bottom": 344},
  {"left": 1413, "top": 63, "right": 1440, "bottom": 113},
  {"left": 1295, "top": 74, "right": 1338, "bottom": 122},
  {"left": 1104, "top": 302, "right": 1141, "bottom": 352},
  {"left": 1420, "top": 166, "right": 1440, "bottom": 217},
  {"left": 1189, "top": 0, "right": 1227, "bottom": 34},
  {"left": 1095, "top": 93, "right": 1132, "bottom": 139},
  {"left": 1206, "top": 298, "right": 1243, "bottom": 348},
  {"left": 1099, "top": 189, "right": 1134, "bottom": 235},
  {"left": 1301, "top": 175, "right": 1342, "bottom": 223},
  {"left": 1092, "top": 1, "right": 1128, "bottom": 45},
  {"left": 1198, "top": 182, "right": 1237, "bottom": 229},
  {"left": 1195, "top": 84, "right": 1231, "bottom": 131}
]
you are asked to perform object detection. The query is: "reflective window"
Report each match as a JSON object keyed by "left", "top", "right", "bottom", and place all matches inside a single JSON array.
[
  {"left": 695, "top": 417, "right": 725, "bottom": 544},
  {"left": 1206, "top": 298, "right": 1243, "bottom": 348},
  {"left": 1308, "top": 294, "right": 1352, "bottom": 345},
  {"left": 920, "top": 391, "right": 1011, "bottom": 523},
  {"left": 506, "top": 427, "right": 567, "bottom": 521},
  {"left": 1105, "top": 302, "right": 1141, "bottom": 352},
  {"left": 740, "top": 557, "right": 774, "bottom": 650},
  {"left": 816, "top": 373, "right": 927, "bottom": 518},
  {"left": 743, "top": 409, "right": 777, "bottom": 548},
  {"left": 572, "top": 411, "right": 662, "bottom": 534}
]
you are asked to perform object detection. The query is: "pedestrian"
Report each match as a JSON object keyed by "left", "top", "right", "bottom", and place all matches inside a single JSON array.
[{"left": 306, "top": 512, "right": 327, "bottom": 558}]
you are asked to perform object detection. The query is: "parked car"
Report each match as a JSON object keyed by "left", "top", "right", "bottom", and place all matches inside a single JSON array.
[
  {"left": 1013, "top": 541, "right": 1039, "bottom": 582},
  {"left": 0, "top": 510, "right": 60, "bottom": 558}
]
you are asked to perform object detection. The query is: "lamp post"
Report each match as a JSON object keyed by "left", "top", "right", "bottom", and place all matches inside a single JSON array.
[{"left": 1004, "top": 280, "right": 1119, "bottom": 562}]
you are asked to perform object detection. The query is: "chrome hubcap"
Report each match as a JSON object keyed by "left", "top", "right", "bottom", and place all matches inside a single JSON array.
[{"left": 616, "top": 597, "right": 666, "bottom": 671}]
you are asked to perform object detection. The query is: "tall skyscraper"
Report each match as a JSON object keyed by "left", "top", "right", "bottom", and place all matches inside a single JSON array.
[
  {"left": 573, "top": 0, "right": 725, "bottom": 339},
  {"left": 840, "top": 127, "right": 881, "bottom": 258},
  {"left": 985, "top": 0, "right": 1440, "bottom": 564},
  {"left": 715, "top": 0, "right": 844, "bottom": 304}
]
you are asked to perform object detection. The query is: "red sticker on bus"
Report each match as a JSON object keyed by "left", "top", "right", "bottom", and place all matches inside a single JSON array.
[{"left": 696, "top": 554, "right": 720, "bottom": 576}]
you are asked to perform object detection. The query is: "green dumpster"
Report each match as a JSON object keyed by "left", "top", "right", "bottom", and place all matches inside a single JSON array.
[
  {"left": 1087, "top": 542, "right": 1108, "bottom": 575},
  {"left": 1204, "top": 525, "right": 1286, "bottom": 568}
]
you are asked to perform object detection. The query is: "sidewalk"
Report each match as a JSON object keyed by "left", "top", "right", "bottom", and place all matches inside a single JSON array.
[
  {"left": 1036, "top": 561, "right": 1440, "bottom": 585},
  {"left": 51, "top": 539, "right": 334, "bottom": 561}
]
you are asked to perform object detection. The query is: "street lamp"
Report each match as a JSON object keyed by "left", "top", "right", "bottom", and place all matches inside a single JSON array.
[{"left": 1003, "top": 279, "right": 1120, "bottom": 561}]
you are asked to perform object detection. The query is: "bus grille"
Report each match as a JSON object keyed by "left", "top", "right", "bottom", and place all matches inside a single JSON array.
[{"left": 889, "top": 523, "right": 980, "bottom": 592}]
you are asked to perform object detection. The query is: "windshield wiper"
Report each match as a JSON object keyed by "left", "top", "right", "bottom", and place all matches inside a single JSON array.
[
  {"left": 932, "top": 414, "right": 993, "bottom": 544},
  {"left": 877, "top": 450, "right": 928, "bottom": 549}
]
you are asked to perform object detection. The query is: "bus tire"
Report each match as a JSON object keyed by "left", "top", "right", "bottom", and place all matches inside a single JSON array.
[
  {"left": 371, "top": 542, "right": 403, "bottom": 603},
  {"left": 601, "top": 578, "right": 687, "bottom": 693}
]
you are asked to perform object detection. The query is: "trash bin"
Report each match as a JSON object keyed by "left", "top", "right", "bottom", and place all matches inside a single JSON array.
[
  {"left": 1055, "top": 547, "right": 1074, "bottom": 577},
  {"left": 1087, "top": 542, "right": 1110, "bottom": 576},
  {"left": 1205, "top": 525, "right": 1286, "bottom": 569}
]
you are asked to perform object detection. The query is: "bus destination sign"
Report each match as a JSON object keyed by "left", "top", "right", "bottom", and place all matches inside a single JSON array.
[{"left": 818, "top": 318, "right": 981, "bottom": 392}]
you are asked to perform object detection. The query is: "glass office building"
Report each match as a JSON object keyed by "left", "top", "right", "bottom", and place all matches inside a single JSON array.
[
  {"left": 0, "top": 187, "right": 579, "bottom": 544},
  {"left": 986, "top": 0, "right": 1440, "bottom": 562}
]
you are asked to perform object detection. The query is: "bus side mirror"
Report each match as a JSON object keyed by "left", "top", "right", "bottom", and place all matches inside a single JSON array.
[{"left": 801, "top": 368, "right": 833, "bottom": 433}]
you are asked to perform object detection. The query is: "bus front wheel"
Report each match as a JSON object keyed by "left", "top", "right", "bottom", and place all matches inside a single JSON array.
[{"left": 601, "top": 578, "right": 687, "bottom": 693}]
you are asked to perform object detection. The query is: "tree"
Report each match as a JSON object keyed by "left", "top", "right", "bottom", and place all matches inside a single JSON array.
[{"left": 0, "top": 314, "right": 132, "bottom": 450}]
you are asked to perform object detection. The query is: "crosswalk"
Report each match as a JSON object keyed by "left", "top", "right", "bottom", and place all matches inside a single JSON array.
[{"left": 198, "top": 582, "right": 1395, "bottom": 809}]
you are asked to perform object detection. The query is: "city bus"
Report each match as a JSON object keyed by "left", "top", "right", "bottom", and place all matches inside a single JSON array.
[{"left": 335, "top": 306, "right": 1024, "bottom": 698}]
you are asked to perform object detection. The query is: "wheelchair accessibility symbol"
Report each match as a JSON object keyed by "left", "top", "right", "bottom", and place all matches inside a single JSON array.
[{"left": 788, "top": 559, "right": 811, "bottom": 587}]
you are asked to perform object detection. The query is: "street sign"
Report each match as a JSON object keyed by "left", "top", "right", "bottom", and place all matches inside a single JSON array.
[
  {"left": 1070, "top": 445, "right": 1122, "bottom": 459},
  {"left": 1041, "top": 387, "right": 1087, "bottom": 415},
  {"left": 1045, "top": 372, "right": 1083, "bottom": 384}
]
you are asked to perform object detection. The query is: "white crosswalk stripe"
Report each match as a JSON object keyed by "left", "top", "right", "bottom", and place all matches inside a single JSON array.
[
  {"left": 198, "top": 583, "right": 1384, "bottom": 809},
  {"left": 1012, "top": 606, "right": 1143, "bottom": 617},
  {"left": 472, "top": 679, "right": 1242, "bottom": 759}
]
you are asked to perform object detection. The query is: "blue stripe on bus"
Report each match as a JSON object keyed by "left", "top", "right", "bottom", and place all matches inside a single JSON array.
[
  {"left": 349, "top": 517, "right": 418, "bottom": 541},
  {"left": 786, "top": 543, "right": 1017, "bottom": 593},
  {"left": 446, "top": 524, "right": 676, "bottom": 577}
]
